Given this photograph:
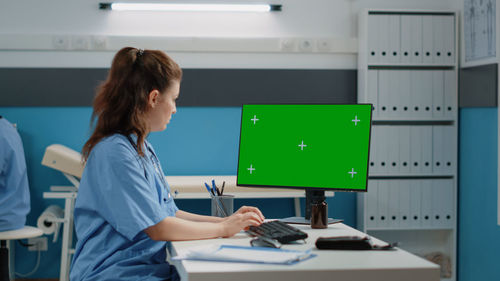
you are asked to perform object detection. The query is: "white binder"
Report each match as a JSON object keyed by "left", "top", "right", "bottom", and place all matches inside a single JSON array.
[
  {"left": 421, "top": 15, "right": 434, "bottom": 64},
  {"left": 399, "top": 180, "right": 412, "bottom": 228},
  {"left": 366, "top": 180, "right": 378, "bottom": 228},
  {"left": 409, "top": 180, "right": 421, "bottom": 228},
  {"left": 378, "top": 15, "right": 390, "bottom": 63},
  {"left": 432, "top": 126, "right": 444, "bottom": 174},
  {"left": 432, "top": 70, "right": 444, "bottom": 118},
  {"left": 388, "top": 15, "right": 401, "bottom": 64},
  {"left": 409, "top": 15, "right": 423, "bottom": 64},
  {"left": 420, "top": 71, "right": 434, "bottom": 118},
  {"left": 410, "top": 70, "right": 424, "bottom": 118},
  {"left": 399, "top": 70, "right": 411, "bottom": 119},
  {"left": 367, "top": 70, "right": 379, "bottom": 118},
  {"left": 443, "top": 126, "right": 457, "bottom": 175},
  {"left": 444, "top": 70, "right": 457, "bottom": 119},
  {"left": 387, "top": 126, "right": 399, "bottom": 174},
  {"left": 400, "top": 15, "right": 412, "bottom": 64},
  {"left": 399, "top": 126, "right": 411, "bottom": 175},
  {"left": 443, "top": 15, "right": 455, "bottom": 64},
  {"left": 410, "top": 126, "right": 423, "bottom": 174},
  {"left": 388, "top": 70, "right": 400, "bottom": 118},
  {"left": 367, "top": 15, "right": 380, "bottom": 64},
  {"left": 387, "top": 180, "right": 400, "bottom": 228},
  {"left": 421, "top": 179, "right": 433, "bottom": 228},
  {"left": 432, "top": 16, "right": 445, "bottom": 64},
  {"left": 443, "top": 179, "right": 454, "bottom": 228},
  {"left": 378, "top": 70, "right": 391, "bottom": 118},
  {"left": 377, "top": 180, "right": 389, "bottom": 227},
  {"left": 377, "top": 126, "right": 389, "bottom": 174},
  {"left": 431, "top": 179, "right": 445, "bottom": 228},
  {"left": 421, "top": 126, "right": 433, "bottom": 174}
]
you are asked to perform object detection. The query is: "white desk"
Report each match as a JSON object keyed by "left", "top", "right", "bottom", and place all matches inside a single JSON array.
[{"left": 168, "top": 223, "right": 439, "bottom": 281}]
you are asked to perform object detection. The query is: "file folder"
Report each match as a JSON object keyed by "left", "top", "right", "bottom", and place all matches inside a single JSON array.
[
  {"left": 432, "top": 16, "right": 445, "bottom": 64},
  {"left": 377, "top": 180, "right": 389, "bottom": 228},
  {"left": 366, "top": 180, "right": 378, "bottom": 228},
  {"left": 378, "top": 15, "right": 390, "bottom": 63},
  {"left": 432, "top": 126, "right": 444, "bottom": 175},
  {"left": 399, "top": 70, "right": 411, "bottom": 119},
  {"left": 387, "top": 180, "right": 400, "bottom": 228},
  {"left": 443, "top": 15, "right": 455, "bottom": 64},
  {"left": 421, "top": 126, "right": 433, "bottom": 174},
  {"left": 387, "top": 126, "right": 399, "bottom": 174},
  {"left": 444, "top": 70, "right": 457, "bottom": 119},
  {"left": 431, "top": 179, "right": 445, "bottom": 227},
  {"left": 399, "top": 126, "right": 411, "bottom": 175},
  {"left": 409, "top": 180, "right": 421, "bottom": 228},
  {"left": 409, "top": 15, "right": 423, "bottom": 64},
  {"left": 367, "top": 70, "right": 379, "bottom": 118},
  {"left": 410, "top": 70, "right": 424, "bottom": 119},
  {"left": 367, "top": 15, "right": 380, "bottom": 64},
  {"left": 388, "top": 71, "right": 400, "bottom": 118},
  {"left": 378, "top": 70, "right": 391, "bottom": 118},
  {"left": 443, "top": 179, "right": 454, "bottom": 228},
  {"left": 422, "top": 15, "right": 434, "bottom": 64},
  {"left": 432, "top": 70, "right": 444, "bottom": 118},
  {"left": 398, "top": 180, "right": 412, "bottom": 228},
  {"left": 388, "top": 15, "right": 401, "bottom": 64},
  {"left": 369, "top": 126, "right": 378, "bottom": 175},
  {"left": 421, "top": 180, "right": 433, "bottom": 228},
  {"left": 443, "top": 126, "right": 457, "bottom": 175},
  {"left": 400, "top": 15, "right": 412, "bottom": 64},
  {"left": 421, "top": 71, "right": 434, "bottom": 118},
  {"left": 410, "top": 126, "right": 423, "bottom": 174},
  {"left": 377, "top": 126, "right": 389, "bottom": 174}
]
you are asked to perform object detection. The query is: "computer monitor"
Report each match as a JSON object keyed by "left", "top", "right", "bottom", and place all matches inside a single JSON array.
[{"left": 237, "top": 104, "right": 372, "bottom": 224}]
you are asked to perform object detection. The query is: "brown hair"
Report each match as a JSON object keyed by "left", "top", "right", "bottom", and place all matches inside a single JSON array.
[{"left": 82, "top": 47, "right": 182, "bottom": 160}]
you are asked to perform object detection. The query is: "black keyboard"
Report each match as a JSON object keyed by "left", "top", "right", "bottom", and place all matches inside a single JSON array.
[{"left": 247, "top": 220, "right": 308, "bottom": 244}]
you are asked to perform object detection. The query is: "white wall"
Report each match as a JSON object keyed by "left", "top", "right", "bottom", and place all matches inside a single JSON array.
[{"left": 0, "top": 0, "right": 459, "bottom": 69}]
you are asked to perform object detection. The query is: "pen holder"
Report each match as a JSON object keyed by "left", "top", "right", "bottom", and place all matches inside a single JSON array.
[{"left": 211, "top": 195, "right": 234, "bottom": 217}]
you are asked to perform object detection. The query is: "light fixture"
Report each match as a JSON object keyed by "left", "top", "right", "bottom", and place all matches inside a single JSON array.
[{"left": 99, "top": 2, "right": 282, "bottom": 12}]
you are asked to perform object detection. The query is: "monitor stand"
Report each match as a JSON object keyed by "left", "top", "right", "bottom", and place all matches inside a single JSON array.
[{"left": 279, "top": 190, "right": 343, "bottom": 225}]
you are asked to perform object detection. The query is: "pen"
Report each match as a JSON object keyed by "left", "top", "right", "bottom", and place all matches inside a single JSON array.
[
  {"left": 205, "top": 182, "right": 215, "bottom": 196},
  {"left": 221, "top": 181, "right": 225, "bottom": 195},
  {"left": 212, "top": 179, "right": 220, "bottom": 196}
]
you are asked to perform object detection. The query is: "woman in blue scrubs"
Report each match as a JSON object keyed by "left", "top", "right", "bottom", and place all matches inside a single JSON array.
[
  {"left": 70, "top": 47, "right": 264, "bottom": 281},
  {"left": 0, "top": 116, "right": 30, "bottom": 232}
]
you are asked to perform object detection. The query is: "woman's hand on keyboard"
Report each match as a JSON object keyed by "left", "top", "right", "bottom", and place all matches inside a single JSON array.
[{"left": 220, "top": 207, "right": 264, "bottom": 237}]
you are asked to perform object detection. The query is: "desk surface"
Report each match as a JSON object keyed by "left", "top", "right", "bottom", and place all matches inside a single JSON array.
[{"left": 169, "top": 223, "right": 439, "bottom": 281}]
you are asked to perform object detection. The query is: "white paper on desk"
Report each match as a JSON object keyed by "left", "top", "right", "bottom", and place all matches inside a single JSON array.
[{"left": 172, "top": 244, "right": 315, "bottom": 265}]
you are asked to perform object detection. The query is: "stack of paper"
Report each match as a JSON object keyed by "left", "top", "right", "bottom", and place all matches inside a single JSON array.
[{"left": 172, "top": 244, "right": 315, "bottom": 265}]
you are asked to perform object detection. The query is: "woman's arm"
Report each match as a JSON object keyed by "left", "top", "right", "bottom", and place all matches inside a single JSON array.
[
  {"left": 175, "top": 210, "right": 224, "bottom": 223},
  {"left": 144, "top": 210, "right": 263, "bottom": 241}
]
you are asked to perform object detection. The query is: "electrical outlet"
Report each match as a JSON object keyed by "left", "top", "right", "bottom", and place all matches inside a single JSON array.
[
  {"left": 28, "top": 237, "right": 48, "bottom": 251},
  {"left": 316, "top": 39, "right": 332, "bottom": 52},
  {"left": 52, "top": 35, "right": 70, "bottom": 50},
  {"left": 280, "top": 38, "right": 296, "bottom": 52},
  {"left": 298, "top": 39, "right": 313, "bottom": 52},
  {"left": 71, "top": 35, "right": 90, "bottom": 50},
  {"left": 91, "top": 36, "right": 108, "bottom": 50}
]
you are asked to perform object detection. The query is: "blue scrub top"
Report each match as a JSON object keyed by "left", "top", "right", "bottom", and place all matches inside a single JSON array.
[
  {"left": 0, "top": 117, "right": 30, "bottom": 232},
  {"left": 70, "top": 134, "right": 179, "bottom": 281}
]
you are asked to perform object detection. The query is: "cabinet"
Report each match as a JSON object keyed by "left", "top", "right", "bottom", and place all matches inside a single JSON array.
[{"left": 357, "top": 10, "right": 458, "bottom": 281}]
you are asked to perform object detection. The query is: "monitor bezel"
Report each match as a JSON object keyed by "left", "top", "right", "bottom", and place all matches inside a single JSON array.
[{"left": 236, "top": 103, "right": 373, "bottom": 193}]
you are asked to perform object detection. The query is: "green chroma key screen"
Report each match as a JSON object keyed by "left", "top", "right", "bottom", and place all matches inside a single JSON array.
[{"left": 237, "top": 104, "right": 372, "bottom": 191}]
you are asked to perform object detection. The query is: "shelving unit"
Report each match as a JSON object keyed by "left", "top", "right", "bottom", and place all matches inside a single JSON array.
[{"left": 357, "top": 10, "right": 458, "bottom": 281}]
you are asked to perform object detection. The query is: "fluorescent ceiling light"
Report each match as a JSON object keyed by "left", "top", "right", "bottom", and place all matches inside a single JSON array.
[{"left": 99, "top": 3, "right": 282, "bottom": 12}]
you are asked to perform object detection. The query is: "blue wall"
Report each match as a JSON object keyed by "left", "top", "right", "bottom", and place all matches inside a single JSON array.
[
  {"left": 458, "top": 107, "right": 500, "bottom": 281},
  {"left": 0, "top": 107, "right": 355, "bottom": 278}
]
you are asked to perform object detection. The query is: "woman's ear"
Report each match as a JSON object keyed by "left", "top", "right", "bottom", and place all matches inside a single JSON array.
[{"left": 148, "top": 90, "right": 160, "bottom": 108}]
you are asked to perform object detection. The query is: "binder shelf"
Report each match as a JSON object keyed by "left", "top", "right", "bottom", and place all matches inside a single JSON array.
[{"left": 357, "top": 9, "right": 458, "bottom": 281}]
